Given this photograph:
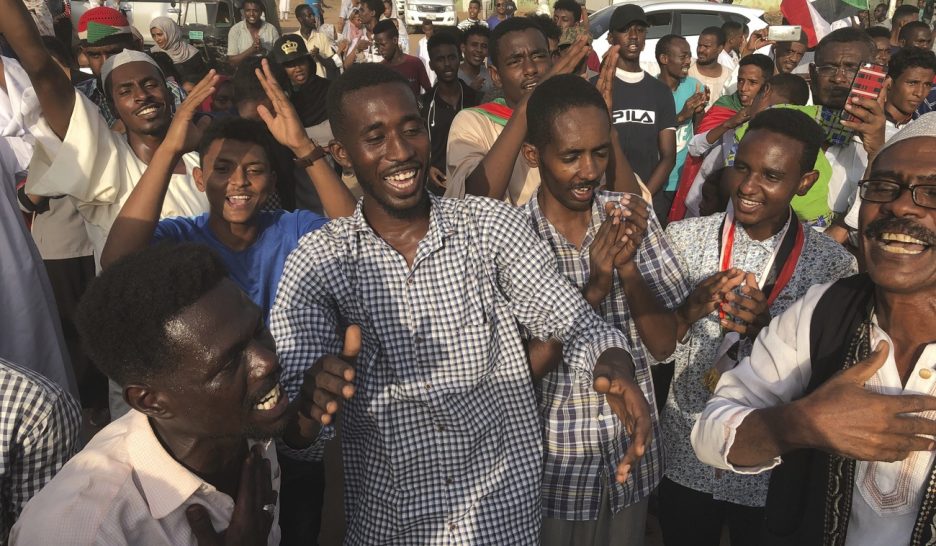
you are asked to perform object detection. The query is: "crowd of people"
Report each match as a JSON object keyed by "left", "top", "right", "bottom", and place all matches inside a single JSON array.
[{"left": 1, "top": 0, "right": 935, "bottom": 544}]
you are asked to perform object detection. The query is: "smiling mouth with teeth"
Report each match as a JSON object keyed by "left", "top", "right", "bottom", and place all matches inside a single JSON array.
[
  {"left": 136, "top": 105, "right": 159, "bottom": 116},
  {"left": 877, "top": 232, "right": 932, "bottom": 255},
  {"left": 254, "top": 384, "right": 282, "bottom": 411},
  {"left": 385, "top": 169, "right": 417, "bottom": 182}
]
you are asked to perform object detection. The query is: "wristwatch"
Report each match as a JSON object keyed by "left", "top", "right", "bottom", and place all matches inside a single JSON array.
[{"left": 294, "top": 145, "right": 327, "bottom": 168}]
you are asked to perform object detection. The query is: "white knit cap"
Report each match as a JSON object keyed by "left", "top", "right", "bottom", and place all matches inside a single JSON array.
[
  {"left": 100, "top": 50, "right": 164, "bottom": 96},
  {"left": 875, "top": 111, "right": 936, "bottom": 164}
]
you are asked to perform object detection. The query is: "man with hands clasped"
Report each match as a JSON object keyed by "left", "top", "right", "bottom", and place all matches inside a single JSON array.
[
  {"left": 270, "top": 63, "right": 652, "bottom": 544},
  {"left": 519, "top": 60, "right": 691, "bottom": 545},
  {"left": 658, "top": 108, "right": 857, "bottom": 546},
  {"left": 693, "top": 112, "right": 936, "bottom": 546}
]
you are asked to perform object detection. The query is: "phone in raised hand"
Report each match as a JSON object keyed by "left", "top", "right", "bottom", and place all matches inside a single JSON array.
[{"left": 766, "top": 25, "right": 802, "bottom": 42}]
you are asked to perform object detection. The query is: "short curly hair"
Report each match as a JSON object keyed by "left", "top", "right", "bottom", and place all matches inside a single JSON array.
[
  {"left": 76, "top": 243, "right": 229, "bottom": 386},
  {"left": 327, "top": 63, "right": 413, "bottom": 141}
]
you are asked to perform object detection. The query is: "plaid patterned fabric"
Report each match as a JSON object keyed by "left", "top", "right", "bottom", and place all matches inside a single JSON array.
[
  {"left": 270, "top": 194, "right": 631, "bottom": 543},
  {"left": 0, "top": 358, "right": 80, "bottom": 541},
  {"left": 523, "top": 191, "right": 690, "bottom": 519}
]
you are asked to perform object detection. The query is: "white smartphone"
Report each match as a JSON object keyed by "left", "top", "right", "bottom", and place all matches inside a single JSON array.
[{"left": 767, "top": 25, "right": 802, "bottom": 42}]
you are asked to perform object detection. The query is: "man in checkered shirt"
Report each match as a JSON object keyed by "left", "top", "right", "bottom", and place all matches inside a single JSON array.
[
  {"left": 520, "top": 74, "right": 690, "bottom": 545},
  {"left": 270, "top": 64, "right": 653, "bottom": 543},
  {"left": 0, "top": 357, "right": 80, "bottom": 543}
]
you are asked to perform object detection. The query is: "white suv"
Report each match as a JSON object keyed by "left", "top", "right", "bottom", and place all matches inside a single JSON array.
[
  {"left": 401, "top": 0, "right": 457, "bottom": 32},
  {"left": 588, "top": 1, "right": 767, "bottom": 69}
]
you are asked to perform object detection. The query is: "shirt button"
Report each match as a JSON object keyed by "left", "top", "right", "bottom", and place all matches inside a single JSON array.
[
  {"left": 449, "top": 523, "right": 457, "bottom": 531},
  {"left": 425, "top": 383, "right": 431, "bottom": 391},
  {"left": 414, "top": 335, "right": 423, "bottom": 344},
  {"left": 437, "top": 424, "right": 445, "bottom": 432},
  {"left": 445, "top": 477, "right": 454, "bottom": 485},
  {"left": 406, "top": 277, "right": 414, "bottom": 286},
  {"left": 920, "top": 369, "right": 933, "bottom": 379}
]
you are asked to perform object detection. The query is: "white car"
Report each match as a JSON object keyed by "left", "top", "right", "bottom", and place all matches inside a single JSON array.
[
  {"left": 401, "top": 0, "right": 457, "bottom": 32},
  {"left": 588, "top": 1, "right": 768, "bottom": 69}
]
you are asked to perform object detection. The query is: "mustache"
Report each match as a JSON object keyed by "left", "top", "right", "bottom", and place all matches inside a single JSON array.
[{"left": 864, "top": 216, "right": 936, "bottom": 245}]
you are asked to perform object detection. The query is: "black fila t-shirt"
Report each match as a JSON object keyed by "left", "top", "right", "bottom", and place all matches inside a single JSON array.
[{"left": 606, "top": 72, "right": 677, "bottom": 184}]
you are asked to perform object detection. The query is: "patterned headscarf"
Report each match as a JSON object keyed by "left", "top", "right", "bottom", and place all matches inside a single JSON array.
[{"left": 149, "top": 16, "right": 198, "bottom": 64}]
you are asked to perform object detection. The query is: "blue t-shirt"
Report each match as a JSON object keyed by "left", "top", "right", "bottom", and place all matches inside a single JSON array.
[
  {"left": 668, "top": 76, "right": 702, "bottom": 192},
  {"left": 153, "top": 210, "right": 328, "bottom": 319}
]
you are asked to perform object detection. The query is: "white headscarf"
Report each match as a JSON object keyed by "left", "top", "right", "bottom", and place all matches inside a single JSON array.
[{"left": 149, "top": 16, "right": 199, "bottom": 63}]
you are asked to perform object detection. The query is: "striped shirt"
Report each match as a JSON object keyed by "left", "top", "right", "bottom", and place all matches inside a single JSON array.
[{"left": 523, "top": 191, "right": 690, "bottom": 519}]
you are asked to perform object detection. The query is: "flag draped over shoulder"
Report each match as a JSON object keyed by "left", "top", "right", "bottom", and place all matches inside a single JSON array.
[{"left": 781, "top": 0, "right": 869, "bottom": 47}]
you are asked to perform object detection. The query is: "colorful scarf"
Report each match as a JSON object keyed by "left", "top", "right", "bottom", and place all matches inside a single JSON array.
[{"left": 469, "top": 98, "right": 513, "bottom": 126}]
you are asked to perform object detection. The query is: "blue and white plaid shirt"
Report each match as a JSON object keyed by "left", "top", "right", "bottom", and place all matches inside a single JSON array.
[
  {"left": 523, "top": 191, "right": 690, "bottom": 520},
  {"left": 270, "top": 193, "right": 631, "bottom": 544}
]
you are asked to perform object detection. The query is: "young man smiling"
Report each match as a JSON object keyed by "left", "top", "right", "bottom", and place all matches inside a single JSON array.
[
  {"left": 457, "top": 23, "right": 494, "bottom": 96},
  {"left": 520, "top": 69, "right": 689, "bottom": 546},
  {"left": 0, "top": 0, "right": 209, "bottom": 269},
  {"left": 100, "top": 64, "right": 354, "bottom": 315},
  {"left": 659, "top": 108, "right": 857, "bottom": 545},
  {"left": 693, "top": 113, "right": 936, "bottom": 546},
  {"left": 446, "top": 16, "right": 588, "bottom": 204},
  {"left": 656, "top": 34, "right": 707, "bottom": 222},
  {"left": 227, "top": 0, "right": 281, "bottom": 67},
  {"left": 12, "top": 243, "right": 339, "bottom": 544},
  {"left": 269, "top": 63, "right": 653, "bottom": 543}
]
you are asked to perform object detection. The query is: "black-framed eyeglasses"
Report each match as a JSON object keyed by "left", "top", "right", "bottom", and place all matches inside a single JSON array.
[
  {"left": 859, "top": 179, "right": 936, "bottom": 209},
  {"left": 814, "top": 64, "right": 860, "bottom": 80}
]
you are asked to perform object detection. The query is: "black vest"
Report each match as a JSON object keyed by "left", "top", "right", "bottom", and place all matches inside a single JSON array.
[{"left": 762, "top": 273, "right": 875, "bottom": 546}]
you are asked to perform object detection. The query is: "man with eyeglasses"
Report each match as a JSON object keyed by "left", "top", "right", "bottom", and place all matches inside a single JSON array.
[
  {"left": 692, "top": 112, "right": 936, "bottom": 546},
  {"left": 807, "top": 28, "right": 886, "bottom": 240},
  {"left": 487, "top": 0, "right": 510, "bottom": 30}
]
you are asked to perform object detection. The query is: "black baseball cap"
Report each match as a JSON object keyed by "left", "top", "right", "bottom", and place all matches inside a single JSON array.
[
  {"left": 272, "top": 34, "right": 310, "bottom": 64},
  {"left": 609, "top": 4, "right": 649, "bottom": 32}
]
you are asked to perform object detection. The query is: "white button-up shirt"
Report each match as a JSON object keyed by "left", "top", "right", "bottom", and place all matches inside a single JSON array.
[
  {"left": 693, "top": 280, "right": 936, "bottom": 546},
  {"left": 10, "top": 410, "right": 281, "bottom": 545}
]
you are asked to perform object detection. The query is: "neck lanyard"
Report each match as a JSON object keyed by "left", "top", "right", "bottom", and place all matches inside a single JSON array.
[{"left": 717, "top": 204, "right": 805, "bottom": 316}]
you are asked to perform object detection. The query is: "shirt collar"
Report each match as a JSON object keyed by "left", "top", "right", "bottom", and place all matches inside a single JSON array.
[
  {"left": 348, "top": 192, "right": 456, "bottom": 240},
  {"left": 125, "top": 410, "right": 271, "bottom": 520},
  {"left": 525, "top": 191, "right": 607, "bottom": 249}
]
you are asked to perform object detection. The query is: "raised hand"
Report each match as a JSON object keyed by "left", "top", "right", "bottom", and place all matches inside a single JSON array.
[
  {"left": 542, "top": 32, "right": 590, "bottom": 81},
  {"left": 799, "top": 341, "right": 936, "bottom": 462},
  {"left": 297, "top": 325, "right": 361, "bottom": 426},
  {"left": 720, "top": 271, "right": 770, "bottom": 339},
  {"left": 740, "top": 28, "right": 774, "bottom": 56},
  {"left": 842, "top": 92, "right": 887, "bottom": 157},
  {"left": 610, "top": 195, "right": 651, "bottom": 273},
  {"left": 161, "top": 70, "right": 219, "bottom": 156},
  {"left": 186, "top": 445, "right": 276, "bottom": 546},
  {"left": 677, "top": 87, "right": 708, "bottom": 124},
  {"left": 725, "top": 106, "right": 752, "bottom": 129},
  {"left": 596, "top": 45, "right": 621, "bottom": 114},
  {"left": 584, "top": 212, "right": 626, "bottom": 306},
  {"left": 254, "top": 58, "right": 319, "bottom": 157},
  {"left": 470, "top": 74, "right": 485, "bottom": 91},
  {"left": 593, "top": 349, "right": 652, "bottom": 483}
]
